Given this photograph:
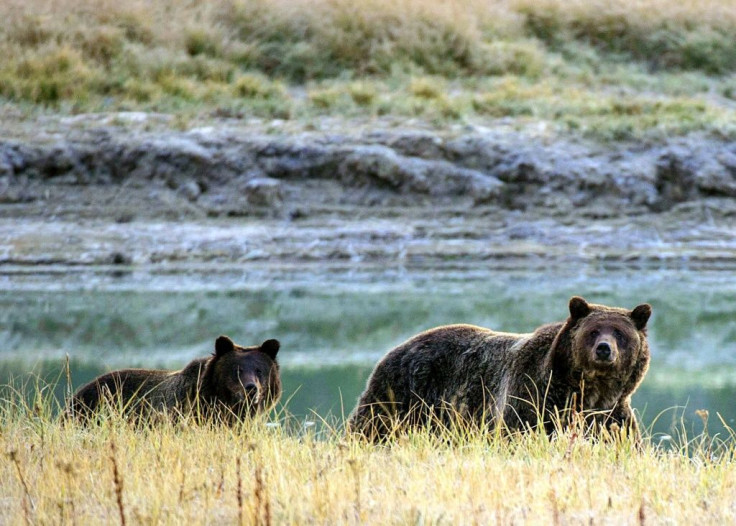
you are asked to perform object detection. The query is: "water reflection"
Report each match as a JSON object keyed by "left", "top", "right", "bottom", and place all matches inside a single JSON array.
[{"left": 1, "top": 265, "right": 734, "bottom": 438}]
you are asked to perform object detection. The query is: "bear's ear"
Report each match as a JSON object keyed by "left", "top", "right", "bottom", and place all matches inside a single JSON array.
[
  {"left": 630, "top": 303, "right": 652, "bottom": 330},
  {"left": 215, "top": 335, "right": 235, "bottom": 357},
  {"left": 260, "top": 339, "right": 280, "bottom": 360},
  {"left": 568, "top": 296, "right": 591, "bottom": 321}
]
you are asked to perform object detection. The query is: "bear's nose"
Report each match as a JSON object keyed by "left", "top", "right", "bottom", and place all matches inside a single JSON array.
[
  {"left": 244, "top": 383, "right": 259, "bottom": 397},
  {"left": 595, "top": 342, "right": 612, "bottom": 360}
]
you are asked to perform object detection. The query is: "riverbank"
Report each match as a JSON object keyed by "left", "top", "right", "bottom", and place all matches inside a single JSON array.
[{"left": 2, "top": 115, "right": 736, "bottom": 269}]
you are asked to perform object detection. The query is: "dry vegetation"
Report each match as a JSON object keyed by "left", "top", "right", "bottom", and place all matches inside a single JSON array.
[
  {"left": 1, "top": 0, "right": 735, "bottom": 139},
  {"left": 1, "top": 381, "right": 735, "bottom": 524}
]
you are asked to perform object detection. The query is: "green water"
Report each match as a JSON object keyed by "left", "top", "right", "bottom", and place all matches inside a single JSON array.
[{"left": 1, "top": 265, "right": 735, "bottom": 440}]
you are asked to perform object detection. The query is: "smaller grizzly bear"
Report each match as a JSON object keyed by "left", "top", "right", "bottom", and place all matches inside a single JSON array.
[
  {"left": 348, "top": 296, "right": 651, "bottom": 441},
  {"left": 67, "top": 336, "right": 281, "bottom": 423}
]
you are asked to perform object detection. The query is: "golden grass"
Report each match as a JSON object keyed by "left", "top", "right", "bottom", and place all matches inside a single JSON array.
[
  {"left": 1, "top": 0, "right": 736, "bottom": 138},
  {"left": 1, "top": 382, "right": 736, "bottom": 524}
]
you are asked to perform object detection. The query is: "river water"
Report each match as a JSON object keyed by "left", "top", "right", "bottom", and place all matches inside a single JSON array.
[{"left": 1, "top": 264, "right": 734, "bottom": 441}]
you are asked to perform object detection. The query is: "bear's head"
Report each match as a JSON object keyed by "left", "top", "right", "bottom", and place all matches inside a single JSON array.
[
  {"left": 563, "top": 296, "right": 651, "bottom": 387},
  {"left": 206, "top": 335, "right": 282, "bottom": 417}
]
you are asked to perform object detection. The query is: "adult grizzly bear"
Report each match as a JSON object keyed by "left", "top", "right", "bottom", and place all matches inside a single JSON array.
[
  {"left": 348, "top": 296, "right": 651, "bottom": 441},
  {"left": 67, "top": 336, "right": 281, "bottom": 423}
]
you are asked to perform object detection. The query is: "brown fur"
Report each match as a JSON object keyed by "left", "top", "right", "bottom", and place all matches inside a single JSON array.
[
  {"left": 66, "top": 336, "right": 282, "bottom": 424},
  {"left": 348, "top": 296, "right": 652, "bottom": 441}
]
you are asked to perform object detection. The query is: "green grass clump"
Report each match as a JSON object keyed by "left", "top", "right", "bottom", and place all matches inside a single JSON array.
[
  {"left": 216, "top": 0, "right": 495, "bottom": 81},
  {"left": 184, "top": 28, "right": 222, "bottom": 59},
  {"left": 516, "top": 0, "right": 736, "bottom": 74},
  {"left": 347, "top": 82, "right": 378, "bottom": 107},
  {"left": 232, "top": 73, "right": 285, "bottom": 100},
  {"left": 0, "top": 46, "right": 107, "bottom": 104}
]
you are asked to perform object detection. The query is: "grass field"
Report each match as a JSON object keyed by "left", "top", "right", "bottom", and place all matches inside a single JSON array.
[
  {"left": 1, "top": 380, "right": 735, "bottom": 525},
  {"left": 1, "top": 0, "right": 735, "bottom": 140}
]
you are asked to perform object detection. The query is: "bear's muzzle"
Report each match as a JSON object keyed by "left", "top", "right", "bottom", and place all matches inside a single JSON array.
[{"left": 596, "top": 342, "right": 612, "bottom": 360}]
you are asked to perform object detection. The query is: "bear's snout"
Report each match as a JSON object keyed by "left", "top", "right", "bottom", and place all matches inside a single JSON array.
[
  {"left": 591, "top": 336, "right": 617, "bottom": 365},
  {"left": 595, "top": 342, "right": 612, "bottom": 360},
  {"left": 244, "top": 382, "right": 259, "bottom": 397},
  {"left": 241, "top": 380, "right": 261, "bottom": 404}
]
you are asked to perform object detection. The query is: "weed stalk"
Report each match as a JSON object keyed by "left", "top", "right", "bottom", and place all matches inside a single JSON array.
[{"left": 110, "top": 440, "right": 127, "bottom": 526}]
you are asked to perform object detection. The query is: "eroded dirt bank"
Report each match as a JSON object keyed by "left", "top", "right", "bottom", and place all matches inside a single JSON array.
[{"left": 1, "top": 115, "right": 735, "bottom": 269}]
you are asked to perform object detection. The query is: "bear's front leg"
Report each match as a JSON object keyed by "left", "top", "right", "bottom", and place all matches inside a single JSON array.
[{"left": 602, "top": 403, "right": 642, "bottom": 447}]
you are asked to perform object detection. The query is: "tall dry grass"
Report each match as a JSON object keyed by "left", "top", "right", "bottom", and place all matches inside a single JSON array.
[{"left": 1, "top": 378, "right": 735, "bottom": 524}]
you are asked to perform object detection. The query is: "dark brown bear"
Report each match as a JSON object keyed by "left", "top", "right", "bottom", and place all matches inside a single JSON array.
[
  {"left": 67, "top": 336, "right": 281, "bottom": 423},
  {"left": 348, "top": 296, "right": 651, "bottom": 441}
]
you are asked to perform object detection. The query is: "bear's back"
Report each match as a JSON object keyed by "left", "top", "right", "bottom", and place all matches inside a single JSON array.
[
  {"left": 360, "top": 324, "right": 529, "bottom": 409},
  {"left": 69, "top": 368, "right": 176, "bottom": 417}
]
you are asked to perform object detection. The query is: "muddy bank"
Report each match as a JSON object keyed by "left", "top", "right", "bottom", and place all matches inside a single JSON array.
[{"left": 1, "top": 115, "right": 735, "bottom": 268}]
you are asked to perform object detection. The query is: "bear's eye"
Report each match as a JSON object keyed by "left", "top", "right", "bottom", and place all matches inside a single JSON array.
[
  {"left": 590, "top": 329, "right": 599, "bottom": 338},
  {"left": 613, "top": 329, "right": 626, "bottom": 343}
]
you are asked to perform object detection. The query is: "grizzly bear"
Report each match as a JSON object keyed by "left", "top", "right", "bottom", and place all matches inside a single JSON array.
[
  {"left": 67, "top": 336, "right": 281, "bottom": 423},
  {"left": 348, "top": 296, "right": 651, "bottom": 441}
]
